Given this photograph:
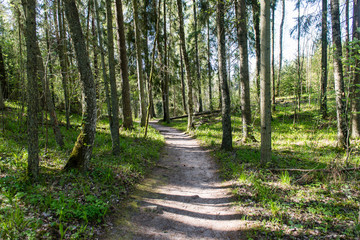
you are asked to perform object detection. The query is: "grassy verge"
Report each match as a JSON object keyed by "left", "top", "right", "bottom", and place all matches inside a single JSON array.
[
  {"left": 162, "top": 98, "right": 360, "bottom": 239},
  {"left": 0, "top": 102, "right": 165, "bottom": 239}
]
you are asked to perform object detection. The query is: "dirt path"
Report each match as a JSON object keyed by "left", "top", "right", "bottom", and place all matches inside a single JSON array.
[{"left": 104, "top": 123, "right": 245, "bottom": 240}]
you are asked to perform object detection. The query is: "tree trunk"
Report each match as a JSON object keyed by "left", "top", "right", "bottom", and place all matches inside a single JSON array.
[
  {"left": 176, "top": 0, "right": 194, "bottom": 131},
  {"left": 115, "top": 0, "right": 133, "bottom": 129},
  {"left": 351, "top": 0, "right": 360, "bottom": 138},
  {"left": 63, "top": 0, "right": 97, "bottom": 171},
  {"left": 252, "top": 0, "right": 261, "bottom": 99},
  {"left": 235, "top": 0, "right": 254, "bottom": 142},
  {"left": 0, "top": 43, "right": 6, "bottom": 101},
  {"left": 55, "top": 0, "right": 70, "bottom": 129},
  {"left": 0, "top": 43, "right": 4, "bottom": 109},
  {"left": 297, "top": 0, "right": 301, "bottom": 112},
  {"left": 22, "top": 0, "right": 40, "bottom": 178},
  {"left": 330, "top": 0, "right": 349, "bottom": 148},
  {"left": 143, "top": 0, "right": 156, "bottom": 118},
  {"left": 271, "top": 2, "right": 275, "bottom": 111},
  {"left": 260, "top": 0, "right": 271, "bottom": 164},
  {"left": 132, "top": 0, "right": 147, "bottom": 126},
  {"left": 193, "top": 0, "right": 203, "bottom": 112},
  {"left": 207, "top": 19, "right": 212, "bottom": 111},
  {"left": 217, "top": 0, "right": 232, "bottom": 150},
  {"left": 276, "top": 0, "right": 285, "bottom": 97},
  {"left": 95, "top": 0, "right": 120, "bottom": 155},
  {"left": 320, "top": 0, "right": 328, "bottom": 119},
  {"left": 180, "top": 44, "right": 187, "bottom": 113},
  {"left": 162, "top": 0, "right": 170, "bottom": 123}
]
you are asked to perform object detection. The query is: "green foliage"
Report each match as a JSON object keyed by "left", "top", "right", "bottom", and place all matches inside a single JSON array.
[
  {"left": 165, "top": 95, "right": 360, "bottom": 239},
  {"left": 0, "top": 102, "right": 165, "bottom": 239}
]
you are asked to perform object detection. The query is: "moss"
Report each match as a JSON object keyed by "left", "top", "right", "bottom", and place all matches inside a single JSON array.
[{"left": 64, "top": 130, "right": 88, "bottom": 171}]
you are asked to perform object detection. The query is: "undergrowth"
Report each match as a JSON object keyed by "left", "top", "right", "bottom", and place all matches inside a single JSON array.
[{"left": 0, "top": 102, "right": 165, "bottom": 239}]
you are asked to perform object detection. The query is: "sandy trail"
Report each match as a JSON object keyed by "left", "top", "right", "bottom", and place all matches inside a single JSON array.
[{"left": 104, "top": 123, "right": 245, "bottom": 240}]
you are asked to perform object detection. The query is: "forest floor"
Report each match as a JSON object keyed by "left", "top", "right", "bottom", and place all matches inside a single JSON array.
[{"left": 103, "top": 122, "right": 248, "bottom": 240}]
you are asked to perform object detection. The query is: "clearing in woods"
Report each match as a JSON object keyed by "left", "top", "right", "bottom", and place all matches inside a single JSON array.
[{"left": 104, "top": 122, "right": 247, "bottom": 240}]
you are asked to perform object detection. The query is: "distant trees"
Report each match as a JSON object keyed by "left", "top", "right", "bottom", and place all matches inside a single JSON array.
[
  {"left": 5, "top": 0, "right": 360, "bottom": 178},
  {"left": 351, "top": 0, "right": 360, "bottom": 138},
  {"left": 177, "top": 0, "right": 194, "bottom": 131}
]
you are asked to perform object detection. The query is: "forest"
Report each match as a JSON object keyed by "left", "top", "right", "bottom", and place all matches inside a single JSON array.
[{"left": 0, "top": 0, "right": 360, "bottom": 239}]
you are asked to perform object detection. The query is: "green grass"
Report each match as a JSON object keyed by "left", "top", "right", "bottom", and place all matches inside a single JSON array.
[
  {"left": 0, "top": 101, "right": 165, "bottom": 239},
  {"left": 163, "top": 97, "right": 360, "bottom": 239}
]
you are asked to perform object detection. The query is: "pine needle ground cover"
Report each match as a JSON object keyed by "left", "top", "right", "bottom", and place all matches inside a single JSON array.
[
  {"left": 0, "top": 102, "right": 165, "bottom": 239},
  {"left": 164, "top": 97, "right": 360, "bottom": 239}
]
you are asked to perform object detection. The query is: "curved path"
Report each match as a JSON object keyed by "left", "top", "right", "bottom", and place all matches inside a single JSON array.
[{"left": 104, "top": 122, "right": 245, "bottom": 240}]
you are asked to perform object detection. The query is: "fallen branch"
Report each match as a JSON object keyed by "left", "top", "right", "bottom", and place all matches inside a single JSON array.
[
  {"left": 170, "top": 110, "right": 221, "bottom": 120},
  {"left": 269, "top": 167, "right": 360, "bottom": 173}
]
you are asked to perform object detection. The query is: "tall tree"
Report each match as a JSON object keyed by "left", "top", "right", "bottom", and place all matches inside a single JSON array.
[
  {"left": 63, "top": 0, "right": 97, "bottom": 170},
  {"left": 177, "top": 0, "right": 194, "bottom": 131},
  {"left": 252, "top": 0, "right": 261, "bottom": 98},
  {"left": 55, "top": 0, "right": 70, "bottom": 129},
  {"left": 260, "top": 0, "right": 271, "bottom": 164},
  {"left": 217, "top": 0, "right": 232, "bottom": 150},
  {"left": 330, "top": 0, "right": 349, "bottom": 148},
  {"left": 207, "top": 16, "right": 212, "bottom": 111},
  {"left": 22, "top": 0, "right": 40, "bottom": 178},
  {"left": 271, "top": 0, "right": 276, "bottom": 111},
  {"left": 162, "top": 0, "right": 170, "bottom": 123},
  {"left": 96, "top": 0, "right": 120, "bottom": 155},
  {"left": 132, "top": 0, "right": 147, "bottom": 126},
  {"left": 320, "top": 0, "right": 328, "bottom": 118},
  {"left": 193, "top": 0, "right": 203, "bottom": 112},
  {"left": 0, "top": 43, "right": 5, "bottom": 109},
  {"left": 351, "top": 0, "right": 360, "bottom": 138},
  {"left": 276, "top": 0, "right": 285, "bottom": 97},
  {"left": 180, "top": 44, "right": 187, "bottom": 113},
  {"left": 115, "top": 0, "right": 133, "bottom": 129},
  {"left": 296, "top": 0, "right": 301, "bottom": 112},
  {"left": 0, "top": 43, "right": 6, "bottom": 100},
  {"left": 235, "top": 0, "right": 254, "bottom": 142}
]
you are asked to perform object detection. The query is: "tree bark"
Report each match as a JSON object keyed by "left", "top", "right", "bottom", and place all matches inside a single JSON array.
[
  {"left": 217, "top": 0, "right": 232, "bottom": 150},
  {"left": 320, "top": 0, "right": 328, "bottom": 119},
  {"left": 271, "top": 1, "right": 275, "bottom": 111},
  {"left": 176, "top": 0, "right": 194, "bottom": 131},
  {"left": 180, "top": 44, "right": 187, "bottom": 113},
  {"left": 276, "top": 0, "right": 285, "bottom": 97},
  {"left": 63, "top": 0, "right": 97, "bottom": 171},
  {"left": 22, "top": 0, "right": 40, "bottom": 178},
  {"left": 260, "top": 0, "right": 271, "bottom": 164},
  {"left": 115, "top": 0, "right": 133, "bottom": 129},
  {"left": 162, "top": 0, "right": 170, "bottom": 123},
  {"left": 235, "top": 0, "right": 254, "bottom": 142},
  {"left": 330, "top": 0, "right": 349, "bottom": 148},
  {"left": 132, "top": 0, "right": 147, "bottom": 126},
  {"left": 193, "top": 0, "right": 203, "bottom": 112},
  {"left": 351, "top": 0, "right": 360, "bottom": 138},
  {"left": 207, "top": 19, "right": 212, "bottom": 111},
  {"left": 0, "top": 43, "right": 4, "bottom": 109},
  {"left": 0, "top": 43, "right": 6, "bottom": 101},
  {"left": 252, "top": 0, "right": 261, "bottom": 99},
  {"left": 297, "top": 0, "right": 301, "bottom": 112}
]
